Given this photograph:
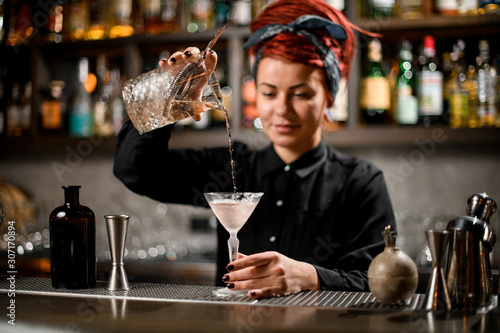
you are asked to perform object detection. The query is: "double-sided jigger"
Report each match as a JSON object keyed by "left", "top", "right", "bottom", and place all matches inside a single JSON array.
[
  {"left": 105, "top": 215, "right": 130, "bottom": 291},
  {"left": 422, "top": 230, "right": 452, "bottom": 311}
]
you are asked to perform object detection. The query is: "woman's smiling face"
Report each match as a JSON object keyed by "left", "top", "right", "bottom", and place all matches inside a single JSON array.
[{"left": 256, "top": 57, "right": 330, "bottom": 162}]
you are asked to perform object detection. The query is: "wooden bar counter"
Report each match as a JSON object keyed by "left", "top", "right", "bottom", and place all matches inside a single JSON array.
[{"left": 1, "top": 277, "right": 499, "bottom": 333}]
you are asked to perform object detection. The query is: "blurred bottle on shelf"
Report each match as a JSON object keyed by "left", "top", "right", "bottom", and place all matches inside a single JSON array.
[
  {"left": 0, "top": 0, "right": 5, "bottom": 44},
  {"left": 368, "top": 0, "right": 395, "bottom": 17},
  {"left": 5, "top": 0, "right": 33, "bottom": 46},
  {"left": 436, "top": 0, "right": 459, "bottom": 15},
  {"left": 215, "top": 85, "right": 233, "bottom": 126},
  {"left": 252, "top": 0, "right": 275, "bottom": 20},
  {"left": 241, "top": 75, "right": 258, "bottom": 129},
  {"left": 210, "top": 63, "right": 231, "bottom": 128},
  {"left": 87, "top": 0, "right": 109, "bottom": 40},
  {"left": 479, "top": 0, "right": 500, "bottom": 14},
  {"left": 422, "top": 0, "right": 435, "bottom": 15},
  {"left": 475, "top": 39, "right": 497, "bottom": 127},
  {"left": 0, "top": 72, "right": 5, "bottom": 137},
  {"left": 69, "top": 58, "right": 93, "bottom": 137},
  {"left": 160, "top": 0, "right": 180, "bottom": 32},
  {"left": 214, "top": 0, "right": 230, "bottom": 27},
  {"left": 18, "top": 1, "right": 34, "bottom": 43},
  {"left": 496, "top": 55, "right": 500, "bottom": 127},
  {"left": 441, "top": 51, "right": 453, "bottom": 116},
  {"left": 447, "top": 40, "right": 471, "bottom": 128},
  {"left": 109, "top": 68, "right": 126, "bottom": 135},
  {"left": 5, "top": 81, "right": 31, "bottom": 137},
  {"left": 325, "top": 0, "right": 345, "bottom": 11},
  {"left": 132, "top": 0, "right": 144, "bottom": 35},
  {"left": 232, "top": 0, "right": 252, "bottom": 26},
  {"left": 6, "top": 82, "right": 21, "bottom": 137},
  {"left": 63, "top": 0, "right": 88, "bottom": 41},
  {"left": 19, "top": 81, "right": 31, "bottom": 135},
  {"left": 45, "top": 1, "right": 65, "bottom": 43},
  {"left": 185, "top": 0, "right": 214, "bottom": 33},
  {"left": 395, "top": 40, "right": 418, "bottom": 125},
  {"left": 417, "top": 35, "right": 444, "bottom": 127},
  {"left": 458, "top": 0, "right": 479, "bottom": 15},
  {"left": 465, "top": 65, "right": 478, "bottom": 127},
  {"left": 396, "top": 0, "right": 424, "bottom": 19},
  {"left": 142, "top": 0, "right": 162, "bottom": 35},
  {"left": 93, "top": 54, "right": 114, "bottom": 136},
  {"left": 360, "top": 39, "right": 391, "bottom": 125},
  {"left": 109, "top": 0, "right": 134, "bottom": 38},
  {"left": 40, "top": 81, "right": 67, "bottom": 133},
  {"left": 0, "top": 112, "right": 4, "bottom": 137},
  {"left": 325, "top": 78, "right": 348, "bottom": 131}
]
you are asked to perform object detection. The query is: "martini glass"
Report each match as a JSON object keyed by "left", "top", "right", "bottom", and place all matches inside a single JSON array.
[{"left": 204, "top": 192, "right": 264, "bottom": 297}]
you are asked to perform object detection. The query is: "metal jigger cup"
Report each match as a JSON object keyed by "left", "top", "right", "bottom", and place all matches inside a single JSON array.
[
  {"left": 105, "top": 215, "right": 130, "bottom": 291},
  {"left": 422, "top": 230, "right": 452, "bottom": 311}
]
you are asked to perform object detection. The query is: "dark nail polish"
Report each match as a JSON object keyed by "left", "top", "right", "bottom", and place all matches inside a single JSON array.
[
  {"left": 160, "top": 58, "right": 167, "bottom": 63},
  {"left": 169, "top": 57, "right": 176, "bottom": 63},
  {"left": 227, "top": 283, "right": 235, "bottom": 289},
  {"left": 184, "top": 50, "right": 192, "bottom": 57},
  {"left": 209, "top": 49, "right": 215, "bottom": 54},
  {"left": 222, "top": 275, "right": 229, "bottom": 282},
  {"left": 250, "top": 291, "right": 256, "bottom": 296},
  {"left": 226, "top": 264, "right": 234, "bottom": 271}
]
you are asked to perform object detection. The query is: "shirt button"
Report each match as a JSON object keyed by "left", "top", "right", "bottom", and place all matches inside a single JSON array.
[
  {"left": 276, "top": 200, "right": 283, "bottom": 207},
  {"left": 284, "top": 165, "right": 291, "bottom": 172},
  {"left": 269, "top": 236, "right": 276, "bottom": 243}
]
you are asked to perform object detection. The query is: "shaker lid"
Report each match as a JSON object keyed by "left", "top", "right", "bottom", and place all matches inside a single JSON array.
[{"left": 466, "top": 193, "right": 497, "bottom": 224}]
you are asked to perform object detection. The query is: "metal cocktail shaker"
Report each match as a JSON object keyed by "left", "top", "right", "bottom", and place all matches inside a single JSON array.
[
  {"left": 105, "top": 215, "right": 130, "bottom": 291},
  {"left": 444, "top": 193, "right": 497, "bottom": 310}
]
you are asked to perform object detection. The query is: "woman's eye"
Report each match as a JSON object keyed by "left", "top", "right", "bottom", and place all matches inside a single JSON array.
[
  {"left": 261, "top": 91, "right": 275, "bottom": 98},
  {"left": 293, "top": 92, "right": 311, "bottom": 98}
]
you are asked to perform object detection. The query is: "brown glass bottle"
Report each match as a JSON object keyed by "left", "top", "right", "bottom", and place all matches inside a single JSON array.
[{"left": 50, "top": 185, "right": 96, "bottom": 289}]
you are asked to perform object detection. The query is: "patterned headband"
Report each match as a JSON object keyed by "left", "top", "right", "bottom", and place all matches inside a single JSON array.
[{"left": 243, "top": 15, "right": 347, "bottom": 100}]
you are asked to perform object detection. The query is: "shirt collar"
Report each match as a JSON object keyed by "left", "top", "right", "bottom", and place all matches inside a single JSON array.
[{"left": 261, "top": 140, "right": 328, "bottom": 178}]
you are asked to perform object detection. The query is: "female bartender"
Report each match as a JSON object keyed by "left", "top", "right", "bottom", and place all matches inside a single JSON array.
[{"left": 114, "top": 0, "right": 396, "bottom": 299}]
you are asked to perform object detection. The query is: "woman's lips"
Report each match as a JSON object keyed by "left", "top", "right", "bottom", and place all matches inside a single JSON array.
[{"left": 274, "top": 123, "right": 299, "bottom": 134}]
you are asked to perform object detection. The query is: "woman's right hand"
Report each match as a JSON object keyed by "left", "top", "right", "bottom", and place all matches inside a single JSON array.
[{"left": 159, "top": 47, "right": 218, "bottom": 121}]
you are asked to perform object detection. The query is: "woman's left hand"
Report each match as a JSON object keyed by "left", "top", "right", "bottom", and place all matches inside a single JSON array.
[{"left": 223, "top": 252, "right": 321, "bottom": 299}]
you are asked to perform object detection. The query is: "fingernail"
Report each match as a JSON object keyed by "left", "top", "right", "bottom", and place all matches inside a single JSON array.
[
  {"left": 184, "top": 50, "right": 192, "bottom": 57},
  {"left": 160, "top": 58, "right": 167, "bottom": 63},
  {"left": 227, "top": 283, "right": 235, "bottom": 289},
  {"left": 250, "top": 290, "right": 256, "bottom": 296},
  {"left": 226, "top": 264, "right": 234, "bottom": 271},
  {"left": 222, "top": 275, "right": 229, "bottom": 282},
  {"left": 169, "top": 57, "right": 176, "bottom": 63},
  {"left": 209, "top": 49, "right": 215, "bottom": 54}
]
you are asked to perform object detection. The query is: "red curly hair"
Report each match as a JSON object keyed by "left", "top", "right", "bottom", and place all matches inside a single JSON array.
[{"left": 248, "top": 0, "right": 365, "bottom": 105}]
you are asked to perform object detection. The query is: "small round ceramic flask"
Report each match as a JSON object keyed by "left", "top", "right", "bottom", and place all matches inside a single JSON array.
[{"left": 367, "top": 225, "right": 418, "bottom": 305}]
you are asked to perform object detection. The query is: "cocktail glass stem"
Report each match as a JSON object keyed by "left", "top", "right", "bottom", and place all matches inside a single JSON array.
[{"left": 228, "top": 233, "right": 239, "bottom": 263}]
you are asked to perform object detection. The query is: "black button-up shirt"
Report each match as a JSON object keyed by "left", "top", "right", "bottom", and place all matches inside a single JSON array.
[{"left": 114, "top": 121, "right": 396, "bottom": 291}]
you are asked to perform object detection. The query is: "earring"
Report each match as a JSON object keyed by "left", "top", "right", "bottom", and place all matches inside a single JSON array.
[
  {"left": 322, "top": 107, "right": 342, "bottom": 132},
  {"left": 325, "top": 108, "right": 335, "bottom": 123}
]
